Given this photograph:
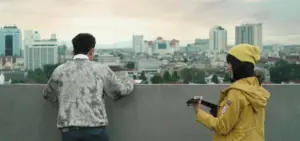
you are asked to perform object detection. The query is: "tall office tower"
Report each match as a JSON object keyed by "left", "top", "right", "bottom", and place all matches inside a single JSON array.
[
  {"left": 0, "top": 26, "right": 22, "bottom": 57},
  {"left": 235, "top": 23, "right": 262, "bottom": 51},
  {"left": 209, "top": 26, "right": 227, "bottom": 51},
  {"left": 132, "top": 35, "right": 144, "bottom": 54}
]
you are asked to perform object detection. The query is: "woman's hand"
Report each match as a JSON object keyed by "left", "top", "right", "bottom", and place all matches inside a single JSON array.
[{"left": 193, "top": 96, "right": 203, "bottom": 113}]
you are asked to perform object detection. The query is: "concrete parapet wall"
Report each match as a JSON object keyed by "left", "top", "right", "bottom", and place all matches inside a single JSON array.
[{"left": 0, "top": 84, "right": 299, "bottom": 141}]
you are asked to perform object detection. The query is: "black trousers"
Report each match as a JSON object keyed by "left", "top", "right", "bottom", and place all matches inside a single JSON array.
[{"left": 61, "top": 127, "right": 109, "bottom": 141}]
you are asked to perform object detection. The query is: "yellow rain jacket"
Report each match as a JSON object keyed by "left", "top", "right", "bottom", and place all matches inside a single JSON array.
[{"left": 196, "top": 77, "right": 270, "bottom": 141}]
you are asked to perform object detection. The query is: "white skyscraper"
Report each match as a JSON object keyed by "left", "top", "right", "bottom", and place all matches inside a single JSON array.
[
  {"left": 24, "top": 30, "right": 58, "bottom": 70},
  {"left": 209, "top": 26, "right": 227, "bottom": 51},
  {"left": 24, "top": 30, "right": 41, "bottom": 47},
  {"left": 132, "top": 35, "right": 144, "bottom": 54},
  {"left": 235, "top": 23, "right": 263, "bottom": 51}
]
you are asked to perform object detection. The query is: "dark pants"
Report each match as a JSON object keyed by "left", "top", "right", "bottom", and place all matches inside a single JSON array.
[{"left": 61, "top": 127, "right": 109, "bottom": 141}]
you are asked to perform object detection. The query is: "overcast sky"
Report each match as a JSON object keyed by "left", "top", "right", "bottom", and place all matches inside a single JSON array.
[{"left": 0, "top": 0, "right": 299, "bottom": 45}]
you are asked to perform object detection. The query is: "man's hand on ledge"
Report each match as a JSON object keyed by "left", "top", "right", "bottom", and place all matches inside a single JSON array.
[{"left": 133, "top": 80, "right": 142, "bottom": 84}]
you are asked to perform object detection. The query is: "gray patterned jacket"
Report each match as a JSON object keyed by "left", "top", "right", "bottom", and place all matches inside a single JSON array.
[{"left": 43, "top": 57, "right": 134, "bottom": 128}]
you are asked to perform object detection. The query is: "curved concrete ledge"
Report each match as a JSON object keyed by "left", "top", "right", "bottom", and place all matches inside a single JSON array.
[{"left": 0, "top": 84, "right": 299, "bottom": 141}]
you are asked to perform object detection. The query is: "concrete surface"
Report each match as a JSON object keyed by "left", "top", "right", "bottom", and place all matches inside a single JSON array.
[{"left": 0, "top": 84, "right": 299, "bottom": 141}]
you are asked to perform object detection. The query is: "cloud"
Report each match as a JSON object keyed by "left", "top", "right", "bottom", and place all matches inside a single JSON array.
[
  {"left": 251, "top": 9, "right": 272, "bottom": 21},
  {"left": 0, "top": 0, "right": 299, "bottom": 44}
]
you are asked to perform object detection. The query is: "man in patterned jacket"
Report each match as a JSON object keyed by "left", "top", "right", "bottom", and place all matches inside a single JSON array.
[{"left": 43, "top": 33, "right": 134, "bottom": 141}]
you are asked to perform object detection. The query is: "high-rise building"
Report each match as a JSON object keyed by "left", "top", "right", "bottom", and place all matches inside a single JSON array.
[
  {"left": 132, "top": 35, "right": 144, "bottom": 54},
  {"left": 209, "top": 26, "right": 227, "bottom": 51},
  {"left": 58, "top": 44, "right": 67, "bottom": 63},
  {"left": 0, "top": 26, "right": 22, "bottom": 57},
  {"left": 144, "top": 41, "right": 154, "bottom": 56},
  {"left": 24, "top": 31, "right": 58, "bottom": 70},
  {"left": 235, "top": 23, "right": 262, "bottom": 51}
]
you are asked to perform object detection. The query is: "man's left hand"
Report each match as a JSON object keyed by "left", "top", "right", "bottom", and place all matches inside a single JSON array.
[{"left": 133, "top": 80, "right": 142, "bottom": 84}]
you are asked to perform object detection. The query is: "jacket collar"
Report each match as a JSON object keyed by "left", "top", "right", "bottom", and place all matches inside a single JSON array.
[{"left": 73, "top": 54, "right": 89, "bottom": 60}]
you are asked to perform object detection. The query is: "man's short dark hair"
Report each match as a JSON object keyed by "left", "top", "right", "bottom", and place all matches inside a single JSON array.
[{"left": 72, "top": 33, "right": 96, "bottom": 55}]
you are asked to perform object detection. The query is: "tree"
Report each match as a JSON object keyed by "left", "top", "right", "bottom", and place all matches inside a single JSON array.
[
  {"left": 223, "top": 73, "right": 231, "bottom": 83},
  {"left": 180, "top": 68, "right": 193, "bottom": 83},
  {"left": 25, "top": 64, "right": 60, "bottom": 84},
  {"left": 269, "top": 59, "right": 300, "bottom": 83},
  {"left": 180, "top": 68, "right": 206, "bottom": 84},
  {"left": 43, "top": 64, "right": 60, "bottom": 79},
  {"left": 211, "top": 74, "right": 220, "bottom": 84},
  {"left": 27, "top": 68, "right": 48, "bottom": 84},
  {"left": 192, "top": 69, "right": 206, "bottom": 84},
  {"left": 270, "top": 59, "right": 293, "bottom": 83},
  {"left": 151, "top": 74, "right": 163, "bottom": 84},
  {"left": 171, "top": 71, "right": 180, "bottom": 82},
  {"left": 183, "top": 58, "right": 188, "bottom": 63},
  {"left": 133, "top": 75, "right": 137, "bottom": 80},
  {"left": 162, "top": 71, "right": 172, "bottom": 83},
  {"left": 126, "top": 61, "right": 135, "bottom": 69},
  {"left": 139, "top": 71, "right": 148, "bottom": 84},
  {"left": 11, "top": 80, "right": 26, "bottom": 84},
  {"left": 260, "top": 74, "right": 265, "bottom": 83}
]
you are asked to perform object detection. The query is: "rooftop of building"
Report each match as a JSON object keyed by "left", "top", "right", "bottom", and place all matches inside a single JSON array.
[
  {"left": 214, "top": 26, "right": 225, "bottom": 30},
  {"left": 236, "top": 23, "right": 263, "bottom": 26},
  {"left": 34, "top": 39, "right": 57, "bottom": 42},
  {"left": 2, "top": 25, "right": 18, "bottom": 29}
]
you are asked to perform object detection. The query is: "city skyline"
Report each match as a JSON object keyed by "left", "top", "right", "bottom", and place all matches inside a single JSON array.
[{"left": 0, "top": 0, "right": 299, "bottom": 45}]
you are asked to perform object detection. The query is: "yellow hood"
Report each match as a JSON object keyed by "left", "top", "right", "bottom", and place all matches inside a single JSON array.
[{"left": 224, "top": 77, "right": 271, "bottom": 109}]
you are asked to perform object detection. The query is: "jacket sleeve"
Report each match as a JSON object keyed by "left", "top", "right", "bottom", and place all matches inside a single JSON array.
[
  {"left": 43, "top": 70, "right": 60, "bottom": 104},
  {"left": 195, "top": 89, "right": 243, "bottom": 135},
  {"left": 103, "top": 65, "right": 134, "bottom": 99}
]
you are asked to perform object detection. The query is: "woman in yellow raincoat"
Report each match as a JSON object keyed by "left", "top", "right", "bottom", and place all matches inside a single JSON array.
[{"left": 194, "top": 44, "right": 271, "bottom": 141}]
